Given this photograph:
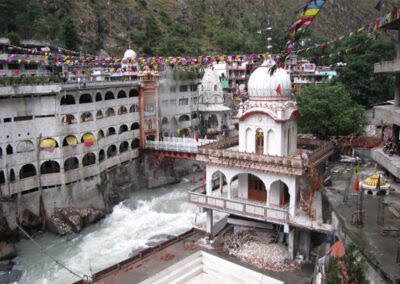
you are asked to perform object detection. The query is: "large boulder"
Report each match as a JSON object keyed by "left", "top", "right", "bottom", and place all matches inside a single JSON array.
[
  {"left": 21, "top": 209, "right": 41, "bottom": 229},
  {"left": 47, "top": 207, "right": 106, "bottom": 235}
]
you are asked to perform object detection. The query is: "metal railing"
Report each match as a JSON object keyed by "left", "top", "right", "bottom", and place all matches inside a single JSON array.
[{"left": 145, "top": 137, "right": 215, "bottom": 153}]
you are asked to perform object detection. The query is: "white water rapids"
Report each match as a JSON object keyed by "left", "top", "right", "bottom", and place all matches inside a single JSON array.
[{"left": 14, "top": 175, "right": 217, "bottom": 284}]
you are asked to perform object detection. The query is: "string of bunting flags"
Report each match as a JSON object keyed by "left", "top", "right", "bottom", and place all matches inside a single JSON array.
[
  {"left": 270, "top": 0, "right": 327, "bottom": 73},
  {"left": 2, "top": 4, "right": 400, "bottom": 71}
]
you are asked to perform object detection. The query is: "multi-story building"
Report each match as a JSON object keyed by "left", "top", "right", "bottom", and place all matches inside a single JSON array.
[
  {"left": 372, "top": 16, "right": 400, "bottom": 178},
  {"left": 159, "top": 77, "right": 200, "bottom": 137}
]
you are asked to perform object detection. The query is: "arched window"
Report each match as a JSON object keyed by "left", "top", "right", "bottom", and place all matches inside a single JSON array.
[
  {"left": 255, "top": 128, "right": 264, "bottom": 155},
  {"left": 131, "top": 138, "right": 140, "bottom": 149},
  {"left": 191, "top": 112, "right": 198, "bottom": 119},
  {"left": 162, "top": 117, "right": 168, "bottom": 125},
  {"left": 63, "top": 135, "right": 78, "bottom": 147},
  {"left": 119, "top": 125, "right": 128, "bottom": 134},
  {"left": 0, "top": 171, "right": 5, "bottom": 184},
  {"left": 107, "top": 127, "right": 116, "bottom": 136},
  {"left": 9, "top": 169, "right": 15, "bottom": 182},
  {"left": 82, "top": 153, "right": 96, "bottom": 167},
  {"left": 81, "top": 112, "right": 93, "bottom": 122},
  {"left": 107, "top": 145, "right": 117, "bottom": 158},
  {"left": 131, "top": 123, "right": 140, "bottom": 130},
  {"left": 119, "top": 141, "right": 129, "bottom": 153},
  {"left": 179, "top": 115, "right": 190, "bottom": 122},
  {"left": 16, "top": 140, "right": 34, "bottom": 153},
  {"left": 95, "top": 92, "right": 102, "bottom": 102},
  {"left": 105, "top": 91, "right": 114, "bottom": 100},
  {"left": 82, "top": 133, "right": 95, "bottom": 146},
  {"left": 118, "top": 106, "right": 127, "bottom": 115},
  {"left": 117, "top": 90, "right": 127, "bottom": 98},
  {"left": 97, "top": 130, "right": 104, "bottom": 141},
  {"left": 61, "top": 95, "right": 75, "bottom": 105},
  {"left": 129, "top": 105, "right": 136, "bottom": 113},
  {"left": 96, "top": 110, "right": 104, "bottom": 120},
  {"left": 214, "top": 84, "right": 217, "bottom": 91},
  {"left": 129, "top": 89, "right": 139, "bottom": 97},
  {"left": 64, "top": 157, "right": 79, "bottom": 172},
  {"left": 79, "top": 93, "right": 93, "bottom": 104},
  {"left": 6, "top": 144, "right": 13, "bottom": 155},
  {"left": 105, "top": 108, "right": 115, "bottom": 117},
  {"left": 0, "top": 147, "right": 2, "bottom": 157},
  {"left": 39, "top": 138, "right": 58, "bottom": 151},
  {"left": 40, "top": 161, "right": 60, "bottom": 174},
  {"left": 61, "top": 114, "right": 76, "bottom": 125},
  {"left": 99, "top": 149, "right": 105, "bottom": 162},
  {"left": 19, "top": 164, "right": 36, "bottom": 179}
]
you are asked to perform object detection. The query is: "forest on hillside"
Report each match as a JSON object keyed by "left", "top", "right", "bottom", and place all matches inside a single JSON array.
[{"left": 0, "top": 0, "right": 397, "bottom": 56}]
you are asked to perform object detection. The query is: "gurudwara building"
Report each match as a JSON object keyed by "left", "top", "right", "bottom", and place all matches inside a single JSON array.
[{"left": 189, "top": 59, "right": 335, "bottom": 259}]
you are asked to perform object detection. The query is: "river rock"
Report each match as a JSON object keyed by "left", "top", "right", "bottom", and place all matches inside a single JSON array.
[
  {"left": 47, "top": 215, "right": 73, "bottom": 235},
  {"left": 21, "top": 209, "right": 41, "bottom": 229},
  {"left": 0, "top": 216, "right": 17, "bottom": 242},
  {"left": 0, "top": 242, "right": 16, "bottom": 261},
  {"left": 0, "top": 260, "right": 14, "bottom": 271},
  {"left": 47, "top": 207, "right": 106, "bottom": 235}
]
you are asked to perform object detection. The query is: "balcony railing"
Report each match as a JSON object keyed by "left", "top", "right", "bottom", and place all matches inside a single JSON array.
[{"left": 189, "top": 186, "right": 289, "bottom": 223}]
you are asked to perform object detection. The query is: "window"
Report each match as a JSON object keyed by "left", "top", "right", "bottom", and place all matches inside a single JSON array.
[
  {"left": 179, "top": 85, "right": 188, "bottom": 92},
  {"left": 144, "top": 103, "right": 154, "bottom": 112},
  {"left": 214, "top": 85, "right": 217, "bottom": 91},
  {"left": 170, "top": 86, "right": 176, "bottom": 93},
  {"left": 4, "top": 118, "right": 11, "bottom": 123},
  {"left": 190, "top": 85, "right": 198, "bottom": 92},
  {"left": 192, "top": 97, "right": 198, "bottom": 105},
  {"left": 179, "top": 98, "right": 189, "bottom": 106},
  {"left": 161, "top": 100, "right": 168, "bottom": 107},
  {"left": 169, "top": 99, "right": 176, "bottom": 106}
]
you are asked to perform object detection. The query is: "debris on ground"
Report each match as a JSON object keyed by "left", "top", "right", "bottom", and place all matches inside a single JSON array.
[{"left": 222, "top": 230, "right": 299, "bottom": 272}]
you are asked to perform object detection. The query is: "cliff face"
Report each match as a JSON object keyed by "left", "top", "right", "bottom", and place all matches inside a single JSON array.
[{"left": 4, "top": 0, "right": 387, "bottom": 56}]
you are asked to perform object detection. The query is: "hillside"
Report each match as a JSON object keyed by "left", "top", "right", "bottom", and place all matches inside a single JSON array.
[{"left": 0, "top": 0, "right": 397, "bottom": 56}]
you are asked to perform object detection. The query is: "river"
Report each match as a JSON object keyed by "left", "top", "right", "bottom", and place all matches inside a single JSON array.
[{"left": 14, "top": 174, "right": 214, "bottom": 284}]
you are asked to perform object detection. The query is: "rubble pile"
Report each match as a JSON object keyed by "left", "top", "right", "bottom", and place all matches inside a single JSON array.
[{"left": 223, "top": 230, "right": 298, "bottom": 272}]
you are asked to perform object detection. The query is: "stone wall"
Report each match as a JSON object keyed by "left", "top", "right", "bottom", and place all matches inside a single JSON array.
[{"left": 0, "top": 152, "right": 200, "bottom": 240}]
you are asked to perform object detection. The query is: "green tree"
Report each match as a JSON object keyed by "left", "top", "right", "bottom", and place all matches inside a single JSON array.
[
  {"left": 62, "top": 16, "right": 79, "bottom": 50},
  {"left": 298, "top": 83, "right": 365, "bottom": 139},
  {"left": 330, "top": 34, "right": 395, "bottom": 106}
]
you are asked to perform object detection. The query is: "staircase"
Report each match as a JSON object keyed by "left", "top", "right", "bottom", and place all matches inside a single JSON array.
[{"left": 300, "top": 164, "right": 322, "bottom": 219}]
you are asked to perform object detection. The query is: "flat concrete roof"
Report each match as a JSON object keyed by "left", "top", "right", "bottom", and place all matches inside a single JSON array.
[
  {"left": 89, "top": 228, "right": 314, "bottom": 284},
  {"left": 325, "top": 161, "right": 400, "bottom": 283}
]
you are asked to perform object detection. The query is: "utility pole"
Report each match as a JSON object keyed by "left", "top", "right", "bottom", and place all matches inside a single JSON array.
[{"left": 106, "top": 0, "right": 112, "bottom": 56}]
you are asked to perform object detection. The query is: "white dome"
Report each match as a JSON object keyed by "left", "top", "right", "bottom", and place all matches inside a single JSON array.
[
  {"left": 248, "top": 61, "right": 292, "bottom": 98},
  {"left": 123, "top": 49, "right": 136, "bottom": 59},
  {"left": 199, "top": 68, "right": 224, "bottom": 104}
]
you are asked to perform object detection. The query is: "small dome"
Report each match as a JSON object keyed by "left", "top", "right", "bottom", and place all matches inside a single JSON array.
[
  {"left": 123, "top": 49, "right": 136, "bottom": 59},
  {"left": 248, "top": 60, "right": 292, "bottom": 98},
  {"left": 362, "top": 174, "right": 387, "bottom": 187}
]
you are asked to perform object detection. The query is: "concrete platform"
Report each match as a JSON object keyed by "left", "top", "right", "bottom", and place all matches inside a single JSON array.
[
  {"left": 325, "top": 161, "right": 400, "bottom": 283},
  {"left": 88, "top": 228, "right": 314, "bottom": 284},
  {"left": 372, "top": 147, "right": 400, "bottom": 179}
]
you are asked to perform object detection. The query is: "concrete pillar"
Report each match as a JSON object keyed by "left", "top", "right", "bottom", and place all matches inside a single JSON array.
[
  {"left": 287, "top": 228, "right": 295, "bottom": 260},
  {"left": 227, "top": 182, "right": 231, "bottom": 199},
  {"left": 219, "top": 172, "right": 223, "bottom": 195},
  {"left": 396, "top": 30, "right": 400, "bottom": 107},
  {"left": 206, "top": 209, "right": 213, "bottom": 235},
  {"left": 206, "top": 169, "right": 212, "bottom": 195},
  {"left": 297, "top": 229, "right": 311, "bottom": 260}
]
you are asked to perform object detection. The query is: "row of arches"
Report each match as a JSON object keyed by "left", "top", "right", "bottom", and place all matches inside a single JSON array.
[
  {"left": 210, "top": 171, "right": 291, "bottom": 208},
  {"left": 0, "top": 123, "right": 140, "bottom": 156},
  {"left": 61, "top": 104, "right": 139, "bottom": 125},
  {"left": 161, "top": 113, "right": 198, "bottom": 125},
  {"left": 0, "top": 139, "right": 140, "bottom": 184},
  {"left": 60, "top": 89, "right": 139, "bottom": 105}
]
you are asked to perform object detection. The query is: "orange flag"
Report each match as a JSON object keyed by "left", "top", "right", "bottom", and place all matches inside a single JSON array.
[
  {"left": 353, "top": 176, "right": 359, "bottom": 191},
  {"left": 276, "top": 84, "right": 282, "bottom": 95}
]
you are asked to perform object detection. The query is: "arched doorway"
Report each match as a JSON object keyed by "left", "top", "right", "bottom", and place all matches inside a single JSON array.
[
  {"left": 211, "top": 171, "right": 227, "bottom": 193},
  {"left": 270, "top": 180, "right": 290, "bottom": 207},
  {"left": 248, "top": 174, "right": 266, "bottom": 202},
  {"left": 255, "top": 128, "right": 264, "bottom": 155}
]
